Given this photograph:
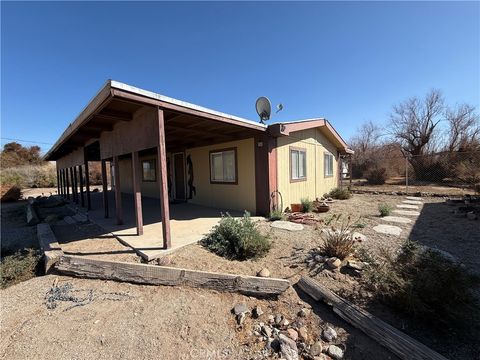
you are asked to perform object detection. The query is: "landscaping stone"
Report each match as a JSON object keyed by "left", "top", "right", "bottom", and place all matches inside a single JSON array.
[
  {"left": 236, "top": 312, "right": 246, "bottom": 326},
  {"left": 233, "top": 303, "right": 249, "bottom": 315},
  {"left": 261, "top": 325, "right": 272, "bottom": 338},
  {"left": 274, "top": 314, "right": 283, "bottom": 325},
  {"left": 298, "top": 308, "right": 311, "bottom": 317},
  {"left": 286, "top": 328, "right": 298, "bottom": 341},
  {"left": 314, "top": 255, "right": 326, "bottom": 262},
  {"left": 406, "top": 196, "right": 423, "bottom": 201},
  {"left": 322, "top": 326, "right": 337, "bottom": 342},
  {"left": 467, "top": 212, "right": 477, "bottom": 220},
  {"left": 393, "top": 209, "right": 420, "bottom": 216},
  {"left": 257, "top": 268, "right": 271, "bottom": 278},
  {"left": 346, "top": 260, "right": 364, "bottom": 271},
  {"left": 397, "top": 204, "right": 419, "bottom": 209},
  {"left": 73, "top": 213, "right": 88, "bottom": 223},
  {"left": 373, "top": 224, "right": 402, "bottom": 236},
  {"left": 327, "top": 344, "right": 344, "bottom": 359},
  {"left": 326, "top": 257, "right": 341, "bottom": 269},
  {"left": 279, "top": 333, "right": 298, "bottom": 360},
  {"left": 267, "top": 314, "right": 275, "bottom": 324},
  {"left": 253, "top": 306, "right": 264, "bottom": 318},
  {"left": 381, "top": 216, "right": 412, "bottom": 224},
  {"left": 352, "top": 232, "right": 367, "bottom": 242},
  {"left": 402, "top": 200, "right": 423, "bottom": 205},
  {"left": 279, "top": 318, "right": 290, "bottom": 327},
  {"left": 310, "top": 341, "right": 323, "bottom": 356},
  {"left": 298, "top": 326, "right": 308, "bottom": 341},
  {"left": 63, "top": 216, "right": 76, "bottom": 225},
  {"left": 26, "top": 204, "right": 40, "bottom": 226},
  {"left": 271, "top": 220, "right": 304, "bottom": 231}
]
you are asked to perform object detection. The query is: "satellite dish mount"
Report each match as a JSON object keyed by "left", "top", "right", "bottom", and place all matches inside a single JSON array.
[{"left": 255, "top": 97, "right": 271, "bottom": 124}]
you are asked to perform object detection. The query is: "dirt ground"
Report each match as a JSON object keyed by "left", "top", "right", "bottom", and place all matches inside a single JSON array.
[{"left": 2, "top": 193, "right": 478, "bottom": 359}]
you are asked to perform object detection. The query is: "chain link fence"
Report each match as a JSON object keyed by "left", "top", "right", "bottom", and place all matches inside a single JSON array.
[{"left": 341, "top": 151, "right": 480, "bottom": 196}]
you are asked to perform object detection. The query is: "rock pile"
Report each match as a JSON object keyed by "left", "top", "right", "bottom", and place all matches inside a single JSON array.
[{"left": 232, "top": 303, "right": 345, "bottom": 360}]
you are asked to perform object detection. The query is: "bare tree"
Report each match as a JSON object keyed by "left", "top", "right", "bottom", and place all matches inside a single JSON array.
[
  {"left": 389, "top": 89, "right": 444, "bottom": 157},
  {"left": 445, "top": 104, "right": 480, "bottom": 152},
  {"left": 349, "top": 120, "right": 383, "bottom": 155}
]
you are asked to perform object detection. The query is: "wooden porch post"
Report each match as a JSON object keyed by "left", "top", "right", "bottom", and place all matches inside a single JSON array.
[
  {"left": 56, "top": 168, "right": 60, "bottom": 195},
  {"left": 58, "top": 169, "right": 63, "bottom": 197},
  {"left": 101, "top": 159, "right": 109, "bottom": 218},
  {"left": 79, "top": 165, "right": 85, "bottom": 207},
  {"left": 156, "top": 107, "right": 171, "bottom": 249},
  {"left": 73, "top": 166, "right": 78, "bottom": 204},
  {"left": 132, "top": 151, "right": 144, "bottom": 235},
  {"left": 66, "top": 168, "right": 70, "bottom": 200},
  {"left": 84, "top": 148, "right": 91, "bottom": 210},
  {"left": 61, "top": 169, "right": 66, "bottom": 198},
  {"left": 113, "top": 156, "right": 123, "bottom": 225}
]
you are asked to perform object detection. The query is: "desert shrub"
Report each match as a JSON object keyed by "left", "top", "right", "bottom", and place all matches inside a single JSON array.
[
  {"left": 269, "top": 209, "right": 284, "bottom": 221},
  {"left": 326, "top": 187, "right": 351, "bottom": 200},
  {"left": 366, "top": 167, "right": 388, "bottom": 185},
  {"left": 300, "top": 198, "right": 313, "bottom": 213},
  {"left": 201, "top": 211, "right": 271, "bottom": 260},
  {"left": 378, "top": 203, "right": 392, "bottom": 217},
  {"left": 361, "top": 241, "right": 480, "bottom": 331},
  {"left": 0, "top": 164, "right": 57, "bottom": 188},
  {"left": 320, "top": 214, "right": 358, "bottom": 259},
  {"left": 0, "top": 249, "right": 41, "bottom": 288}
]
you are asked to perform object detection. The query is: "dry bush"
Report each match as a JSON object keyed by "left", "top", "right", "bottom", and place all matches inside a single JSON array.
[
  {"left": 366, "top": 167, "right": 388, "bottom": 185},
  {"left": 319, "top": 214, "right": 358, "bottom": 259},
  {"left": 0, "top": 163, "right": 57, "bottom": 188}
]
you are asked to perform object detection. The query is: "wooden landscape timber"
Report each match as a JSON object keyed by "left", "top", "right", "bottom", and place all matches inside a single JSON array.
[
  {"left": 297, "top": 277, "right": 449, "bottom": 360},
  {"left": 56, "top": 255, "right": 290, "bottom": 297},
  {"left": 37, "top": 223, "right": 64, "bottom": 273}
]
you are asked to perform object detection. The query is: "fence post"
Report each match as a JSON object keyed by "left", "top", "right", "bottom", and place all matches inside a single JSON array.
[{"left": 405, "top": 156, "right": 409, "bottom": 194}]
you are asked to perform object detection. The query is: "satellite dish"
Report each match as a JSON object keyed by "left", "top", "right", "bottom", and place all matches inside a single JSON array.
[{"left": 255, "top": 97, "right": 271, "bottom": 124}]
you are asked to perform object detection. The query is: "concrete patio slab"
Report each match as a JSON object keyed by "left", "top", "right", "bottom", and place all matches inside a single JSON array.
[
  {"left": 397, "top": 204, "right": 419, "bottom": 209},
  {"left": 381, "top": 216, "right": 412, "bottom": 224},
  {"left": 83, "top": 191, "right": 263, "bottom": 261},
  {"left": 393, "top": 209, "right": 421, "bottom": 216}
]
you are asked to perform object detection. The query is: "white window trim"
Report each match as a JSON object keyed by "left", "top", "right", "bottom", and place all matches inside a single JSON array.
[
  {"left": 290, "top": 148, "right": 307, "bottom": 181},
  {"left": 324, "top": 152, "right": 334, "bottom": 177},
  {"left": 209, "top": 149, "right": 237, "bottom": 184}
]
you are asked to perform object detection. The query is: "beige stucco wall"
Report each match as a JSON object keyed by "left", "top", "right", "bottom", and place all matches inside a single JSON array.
[
  {"left": 185, "top": 138, "right": 256, "bottom": 214},
  {"left": 118, "top": 138, "right": 256, "bottom": 214},
  {"left": 276, "top": 128, "right": 339, "bottom": 209}
]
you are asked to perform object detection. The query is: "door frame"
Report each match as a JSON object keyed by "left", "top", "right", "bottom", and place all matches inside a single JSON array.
[{"left": 172, "top": 152, "right": 187, "bottom": 201}]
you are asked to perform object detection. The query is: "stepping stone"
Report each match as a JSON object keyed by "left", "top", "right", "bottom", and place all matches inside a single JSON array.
[
  {"left": 402, "top": 200, "right": 423, "bottom": 205},
  {"left": 373, "top": 224, "right": 402, "bottom": 236},
  {"left": 393, "top": 209, "right": 420, "bottom": 216},
  {"left": 271, "top": 220, "right": 304, "bottom": 231},
  {"left": 406, "top": 196, "right": 423, "bottom": 201},
  {"left": 381, "top": 216, "right": 412, "bottom": 224},
  {"left": 397, "top": 204, "right": 419, "bottom": 209}
]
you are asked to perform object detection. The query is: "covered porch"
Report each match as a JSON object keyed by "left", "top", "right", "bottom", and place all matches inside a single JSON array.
[{"left": 85, "top": 191, "right": 247, "bottom": 261}]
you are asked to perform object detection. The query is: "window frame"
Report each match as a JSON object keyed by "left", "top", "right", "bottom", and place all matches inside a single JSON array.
[
  {"left": 209, "top": 147, "right": 238, "bottom": 184},
  {"left": 324, "top": 152, "right": 334, "bottom": 178},
  {"left": 290, "top": 146, "right": 307, "bottom": 183},
  {"left": 142, "top": 159, "right": 157, "bottom": 182}
]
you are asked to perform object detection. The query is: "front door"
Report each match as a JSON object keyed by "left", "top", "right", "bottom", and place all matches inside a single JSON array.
[{"left": 173, "top": 153, "right": 186, "bottom": 200}]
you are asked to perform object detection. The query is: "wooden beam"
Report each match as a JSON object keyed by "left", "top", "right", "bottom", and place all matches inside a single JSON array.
[
  {"left": 101, "top": 159, "right": 109, "bottom": 218},
  {"left": 297, "top": 277, "right": 448, "bottom": 360},
  {"left": 113, "top": 156, "right": 123, "bottom": 225},
  {"left": 56, "top": 168, "right": 60, "bottom": 195},
  {"left": 156, "top": 107, "right": 171, "bottom": 249},
  {"left": 132, "top": 151, "right": 144, "bottom": 235},
  {"left": 84, "top": 148, "right": 91, "bottom": 210},
  {"left": 79, "top": 165, "right": 85, "bottom": 207},
  {"left": 73, "top": 166, "right": 78, "bottom": 204},
  {"left": 56, "top": 255, "right": 290, "bottom": 297},
  {"left": 95, "top": 109, "right": 132, "bottom": 122},
  {"left": 165, "top": 123, "right": 235, "bottom": 141}
]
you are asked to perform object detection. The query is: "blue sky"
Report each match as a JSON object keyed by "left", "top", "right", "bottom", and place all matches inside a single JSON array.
[{"left": 1, "top": 1, "right": 479, "bottom": 152}]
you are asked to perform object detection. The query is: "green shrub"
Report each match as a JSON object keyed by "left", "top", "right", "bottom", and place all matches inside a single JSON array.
[
  {"left": 269, "top": 209, "right": 284, "bottom": 221},
  {"left": 326, "top": 187, "right": 351, "bottom": 200},
  {"left": 361, "top": 241, "right": 480, "bottom": 332},
  {"left": 300, "top": 197, "right": 313, "bottom": 213},
  {"left": 201, "top": 211, "right": 271, "bottom": 260},
  {"left": 320, "top": 214, "right": 358, "bottom": 259},
  {"left": 378, "top": 203, "right": 392, "bottom": 217}
]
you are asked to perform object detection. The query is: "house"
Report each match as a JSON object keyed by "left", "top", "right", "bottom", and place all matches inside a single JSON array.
[{"left": 45, "top": 80, "right": 352, "bottom": 258}]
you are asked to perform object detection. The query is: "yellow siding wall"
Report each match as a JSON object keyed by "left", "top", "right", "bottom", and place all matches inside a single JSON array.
[
  {"left": 277, "top": 129, "right": 339, "bottom": 209},
  {"left": 118, "top": 138, "right": 256, "bottom": 214},
  {"left": 186, "top": 138, "right": 256, "bottom": 213}
]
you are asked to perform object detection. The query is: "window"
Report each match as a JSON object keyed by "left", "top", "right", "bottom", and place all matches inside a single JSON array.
[
  {"left": 210, "top": 148, "right": 237, "bottom": 183},
  {"left": 324, "top": 153, "right": 334, "bottom": 177},
  {"left": 142, "top": 159, "right": 156, "bottom": 182},
  {"left": 290, "top": 148, "right": 307, "bottom": 181}
]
